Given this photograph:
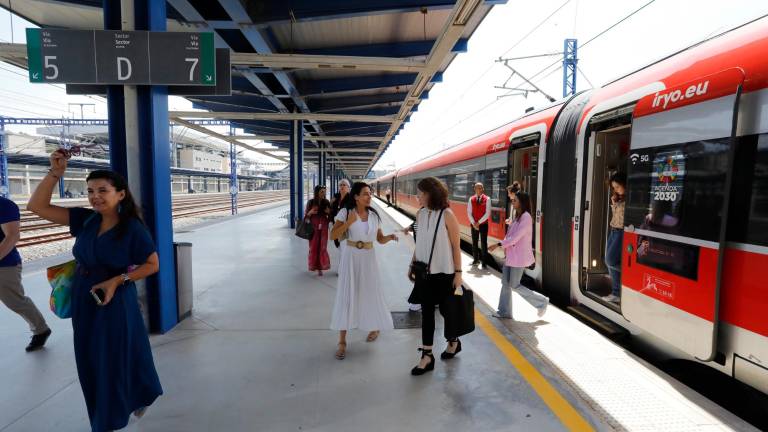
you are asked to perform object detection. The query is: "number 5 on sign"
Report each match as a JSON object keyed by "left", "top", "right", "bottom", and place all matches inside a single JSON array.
[
  {"left": 185, "top": 58, "right": 198, "bottom": 81},
  {"left": 44, "top": 56, "right": 59, "bottom": 79}
]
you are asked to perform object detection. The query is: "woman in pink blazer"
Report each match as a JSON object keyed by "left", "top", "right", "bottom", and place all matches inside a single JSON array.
[{"left": 489, "top": 189, "right": 548, "bottom": 319}]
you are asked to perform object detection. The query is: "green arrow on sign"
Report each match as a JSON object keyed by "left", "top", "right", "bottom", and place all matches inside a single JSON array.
[
  {"left": 200, "top": 33, "right": 215, "bottom": 85},
  {"left": 26, "top": 28, "right": 43, "bottom": 82}
]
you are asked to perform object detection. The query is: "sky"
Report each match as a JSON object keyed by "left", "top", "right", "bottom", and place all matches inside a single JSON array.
[
  {"left": 373, "top": 0, "right": 768, "bottom": 172},
  {"left": 1, "top": 1, "right": 767, "bottom": 169}
]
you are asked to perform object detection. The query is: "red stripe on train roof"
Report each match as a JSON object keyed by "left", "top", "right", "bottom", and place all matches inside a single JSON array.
[{"left": 397, "top": 105, "right": 562, "bottom": 177}]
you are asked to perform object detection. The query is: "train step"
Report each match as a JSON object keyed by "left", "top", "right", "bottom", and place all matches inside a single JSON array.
[{"left": 567, "top": 305, "right": 629, "bottom": 342}]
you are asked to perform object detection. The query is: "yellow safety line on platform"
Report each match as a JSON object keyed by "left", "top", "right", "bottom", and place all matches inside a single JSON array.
[{"left": 475, "top": 310, "right": 595, "bottom": 432}]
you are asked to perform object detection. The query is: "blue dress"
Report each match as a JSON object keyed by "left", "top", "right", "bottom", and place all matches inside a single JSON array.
[{"left": 69, "top": 208, "right": 163, "bottom": 432}]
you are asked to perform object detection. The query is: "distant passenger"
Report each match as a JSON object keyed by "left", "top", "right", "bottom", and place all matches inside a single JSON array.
[
  {"left": 604, "top": 172, "right": 626, "bottom": 304},
  {"left": 489, "top": 190, "right": 548, "bottom": 319},
  {"left": 27, "top": 150, "right": 163, "bottom": 431},
  {"left": 329, "top": 182, "right": 398, "bottom": 360},
  {"left": 407, "top": 177, "right": 465, "bottom": 376},
  {"left": 330, "top": 179, "right": 351, "bottom": 248},
  {"left": 467, "top": 182, "right": 491, "bottom": 269},
  {"left": 385, "top": 187, "right": 392, "bottom": 206},
  {"left": 0, "top": 196, "right": 51, "bottom": 352},
  {"left": 305, "top": 185, "right": 331, "bottom": 276}
]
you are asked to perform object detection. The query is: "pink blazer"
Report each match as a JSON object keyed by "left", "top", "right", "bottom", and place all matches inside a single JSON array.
[{"left": 501, "top": 212, "right": 535, "bottom": 268}]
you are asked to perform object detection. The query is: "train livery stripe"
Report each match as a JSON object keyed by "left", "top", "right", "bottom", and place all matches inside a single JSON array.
[
  {"left": 622, "top": 232, "right": 718, "bottom": 322},
  {"left": 721, "top": 248, "right": 768, "bottom": 338},
  {"left": 475, "top": 311, "right": 595, "bottom": 432}
]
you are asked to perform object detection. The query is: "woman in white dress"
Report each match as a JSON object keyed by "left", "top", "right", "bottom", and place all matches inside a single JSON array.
[{"left": 330, "top": 182, "right": 398, "bottom": 359}]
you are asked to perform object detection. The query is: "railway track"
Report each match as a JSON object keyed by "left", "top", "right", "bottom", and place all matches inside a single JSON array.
[{"left": 17, "top": 190, "right": 288, "bottom": 248}]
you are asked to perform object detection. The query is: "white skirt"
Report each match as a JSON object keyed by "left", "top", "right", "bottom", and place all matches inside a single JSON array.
[{"left": 330, "top": 244, "right": 394, "bottom": 331}]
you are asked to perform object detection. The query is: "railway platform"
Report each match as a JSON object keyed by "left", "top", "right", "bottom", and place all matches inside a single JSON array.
[{"left": 0, "top": 202, "right": 757, "bottom": 432}]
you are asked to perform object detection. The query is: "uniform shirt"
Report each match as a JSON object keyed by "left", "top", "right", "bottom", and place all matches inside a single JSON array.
[
  {"left": 467, "top": 194, "right": 491, "bottom": 226},
  {"left": 0, "top": 197, "right": 22, "bottom": 267}
]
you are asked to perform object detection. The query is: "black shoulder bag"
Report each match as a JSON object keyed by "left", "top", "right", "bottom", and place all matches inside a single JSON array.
[{"left": 410, "top": 209, "right": 444, "bottom": 282}]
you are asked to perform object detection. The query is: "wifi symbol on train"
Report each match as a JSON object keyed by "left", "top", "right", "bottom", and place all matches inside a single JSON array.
[{"left": 630, "top": 153, "right": 640, "bottom": 165}]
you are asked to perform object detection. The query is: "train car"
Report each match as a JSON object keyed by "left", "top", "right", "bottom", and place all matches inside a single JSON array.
[{"left": 375, "top": 17, "right": 768, "bottom": 395}]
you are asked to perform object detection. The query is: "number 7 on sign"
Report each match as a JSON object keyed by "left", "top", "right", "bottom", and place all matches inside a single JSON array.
[{"left": 184, "top": 58, "right": 198, "bottom": 82}]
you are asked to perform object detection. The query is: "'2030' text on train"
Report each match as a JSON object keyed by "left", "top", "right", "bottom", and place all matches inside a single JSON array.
[{"left": 374, "top": 17, "right": 768, "bottom": 395}]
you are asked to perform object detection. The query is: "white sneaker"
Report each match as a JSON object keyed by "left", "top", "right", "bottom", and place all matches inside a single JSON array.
[
  {"left": 602, "top": 294, "right": 620, "bottom": 303},
  {"left": 408, "top": 303, "right": 422, "bottom": 312}
]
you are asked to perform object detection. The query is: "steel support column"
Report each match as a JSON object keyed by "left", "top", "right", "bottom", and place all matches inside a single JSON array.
[
  {"left": 229, "top": 126, "right": 238, "bottom": 215},
  {"left": 0, "top": 117, "right": 8, "bottom": 198},
  {"left": 563, "top": 38, "right": 578, "bottom": 98},
  {"left": 289, "top": 119, "right": 304, "bottom": 228},
  {"left": 105, "top": 0, "right": 177, "bottom": 333}
]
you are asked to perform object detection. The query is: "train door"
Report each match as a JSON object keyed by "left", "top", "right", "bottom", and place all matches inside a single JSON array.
[
  {"left": 621, "top": 68, "right": 744, "bottom": 361},
  {"left": 507, "top": 133, "right": 540, "bottom": 218},
  {"left": 580, "top": 110, "right": 633, "bottom": 306}
]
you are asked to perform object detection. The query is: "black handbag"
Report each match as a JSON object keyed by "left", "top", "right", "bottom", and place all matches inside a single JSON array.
[
  {"left": 443, "top": 286, "right": 475, "bottom": 339},
  {"left": 295, "top": 217, "right": 314, "bottom": 240},
  {"left": 410, "top": 209, "right": 444, "bottom": 282}
]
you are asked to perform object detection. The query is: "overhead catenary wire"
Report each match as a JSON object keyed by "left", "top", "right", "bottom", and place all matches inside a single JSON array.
[
  {"left": 425, "top": 0, "right": 574, "bottom": 124},
  {"left": 413, "top": 0, "right": 659, "bottom": 154}
]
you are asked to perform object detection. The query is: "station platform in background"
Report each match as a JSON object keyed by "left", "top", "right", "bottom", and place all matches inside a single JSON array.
[{"left": 0, "top": 200, "right": 758, "bottom": 432}]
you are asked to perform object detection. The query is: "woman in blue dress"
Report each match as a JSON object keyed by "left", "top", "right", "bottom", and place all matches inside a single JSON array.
[{"left": 28, "top": 150, "right": 163, "bottom": 431}]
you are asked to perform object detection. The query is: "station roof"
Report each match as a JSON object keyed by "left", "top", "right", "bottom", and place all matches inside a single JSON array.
[{"left": 0, "top": 0, "right": 505, "bottom": 177}]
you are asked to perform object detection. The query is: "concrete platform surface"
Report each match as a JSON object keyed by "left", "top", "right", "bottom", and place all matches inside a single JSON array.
[{"left": 0, "top": 200, "right": 756, "bottom": 432}]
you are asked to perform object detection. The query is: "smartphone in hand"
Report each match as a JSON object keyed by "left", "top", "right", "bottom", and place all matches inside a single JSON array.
[{"left": 91, "top": 288, "right": 106, "bottom": 306}]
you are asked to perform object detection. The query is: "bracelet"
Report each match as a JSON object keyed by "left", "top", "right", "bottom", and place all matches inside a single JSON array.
[
  {"left": 47, "top": 170, "right": 61, "bottom": 179},
  {"left": 454, "top": 270, "right": 462, "bottom": 273}
]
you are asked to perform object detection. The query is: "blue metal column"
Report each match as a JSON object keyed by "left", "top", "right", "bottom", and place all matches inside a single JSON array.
[
  {"left": 329, "top": 163, "right": 335, "bottom": 196},
  {"left": 229, "top": 125, "right": 238, "bottom": 215},
  {"left": 134, "top": 0, "right": 177, "bottom": 333},
  {"left": 0, "top": 117, "right": 8, "bottom": 198},
  {"left": 563, "top": 38, "right": 578, "bottom": 98},
  {"left": 289, "top": 118, "right": 304, "bottom": 228}
]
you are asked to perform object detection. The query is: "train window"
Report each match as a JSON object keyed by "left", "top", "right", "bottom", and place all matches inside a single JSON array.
[
  {"left": 452, "top": 173, "right": 470, "bottom": 201},
  {"left": 486, "top": 168, "right": 508, "bottom": 207},
  {"left": 625, "top": 137, "right": 730, "bottom": 242},
  {"left": 473, "top": 171, "right": 486, "bottom": 188},
  {"left": 728, "top": 133, "right": 768, "bottom": 247},
  {"left": 746, "top": 135, "right": 768, "bottom": 245}
]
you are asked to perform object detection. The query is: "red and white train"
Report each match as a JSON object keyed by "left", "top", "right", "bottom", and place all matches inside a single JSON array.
[{"left": 374, "top": 17, "right": 768, "bottom": 394}]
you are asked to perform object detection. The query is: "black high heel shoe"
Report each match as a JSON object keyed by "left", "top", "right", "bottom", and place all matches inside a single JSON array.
[
  {"left": 440, "top": 339, "right": 462, "bottom": 360},
  {"left": 411, "top": 348, "right": 435, "bottom": 376}
]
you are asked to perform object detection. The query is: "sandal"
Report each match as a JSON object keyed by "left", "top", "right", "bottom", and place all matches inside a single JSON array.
[
  {"left": 366, "top": 331, "right": 380, "bottom": 342},
  {"left": 335, "top": 342, "right": 346, "bottom": 360}
]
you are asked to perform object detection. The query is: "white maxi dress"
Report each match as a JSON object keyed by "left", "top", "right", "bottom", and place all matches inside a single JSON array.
[{"left": 330, "top": 209, "right": 394, "bottom": 331}]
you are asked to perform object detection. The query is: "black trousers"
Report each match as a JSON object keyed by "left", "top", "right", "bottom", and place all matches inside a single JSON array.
[
  {"left": 471, "top": 223, "right": 489, "bottom": 263},
  {"left": 419, "top": 273, "right": 456, "bottom": 346}
]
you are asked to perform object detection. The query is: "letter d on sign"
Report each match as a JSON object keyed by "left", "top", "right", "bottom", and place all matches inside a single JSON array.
[{"left": 117, "top": 57, "right": 132, "bottom": 80}]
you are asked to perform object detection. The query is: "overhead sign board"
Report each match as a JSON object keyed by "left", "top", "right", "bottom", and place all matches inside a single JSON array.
[
  {"left": 26, "top": 28, "right": 215, "bottom": 86},
  {"left": 66, "top": 48, "right": 231, "bottom": 96}
]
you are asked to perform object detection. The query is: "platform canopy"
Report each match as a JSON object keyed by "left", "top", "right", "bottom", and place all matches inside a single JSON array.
[{"left": 0, "top": 0, "right": 505, "bottom": 177}]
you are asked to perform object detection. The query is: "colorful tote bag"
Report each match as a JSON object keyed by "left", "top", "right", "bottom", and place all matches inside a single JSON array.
[{"left": 48, "top": 260, "right": 77, "bottom": 319}]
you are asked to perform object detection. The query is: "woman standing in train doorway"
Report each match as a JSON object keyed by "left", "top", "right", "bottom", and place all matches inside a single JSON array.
[
  {"left": 604, "top": 172, "right": 626, "bottom": 304},
  {"left": 489, "top": 189, "right": 548, "bottom": 319},
  {"left": 28, "top": 150, "right": 163, "bottom": 432},
  {"left": 330, "top": 182, "right": 397, "bottom": 360},
  {"left": 305, "top": 185, "right": 331, "bottom": 276}
]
